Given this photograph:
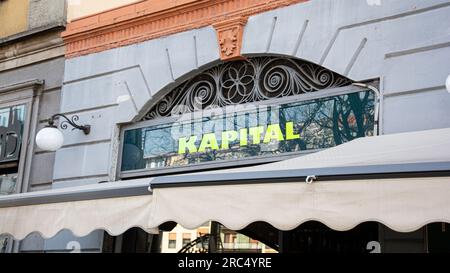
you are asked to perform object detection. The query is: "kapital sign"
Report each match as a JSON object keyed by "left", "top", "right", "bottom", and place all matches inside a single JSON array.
[
  {"left": 121, "top": 90, "right": 376, "bottom": 172},
  {"left": 178, "top": 122, "right": 300, "bottom": 154}
]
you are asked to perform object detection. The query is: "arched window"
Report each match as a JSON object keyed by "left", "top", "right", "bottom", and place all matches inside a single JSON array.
[{"left": 120, "top": 57, "right": 377, "bottom": 177}]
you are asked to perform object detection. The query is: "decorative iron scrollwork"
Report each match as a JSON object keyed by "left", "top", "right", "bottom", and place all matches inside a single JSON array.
[
  {"left": 143, "top": 57, "right": 351, "bottom": 120},
  {"left": 47, "top": 114, "right": 91, "bottom": 135}
]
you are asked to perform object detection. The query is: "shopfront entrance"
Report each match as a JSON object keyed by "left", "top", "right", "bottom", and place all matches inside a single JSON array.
[
  {"left": 108, "top": 221, "right": 450, "bottom": 253},
  {"left": 278, "top": 222, "right": 379, "bottom": 253},
  {"left": 103, "top": 221, "right": 380, "bottom": 253}
]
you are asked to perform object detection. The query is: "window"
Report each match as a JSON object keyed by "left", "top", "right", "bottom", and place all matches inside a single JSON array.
[
  {"left": 0, "top": 81, "right": 40, "bottom": 254},
  {"left": 0, "top": 104, "right": 26, "bottom": 195},
  {"left": 168, "top": 233, "right": 176, "bottom": 249},
  {"left": 182, "top": 233, "right": 191, "bottom": 247},
  {"left": 119, "top": 56, "right": 377, "bottom": 177},
  {"left": 224, "top": 233, "right": 237, "bottom": 244},
  {"left": 121, "top": 89, "right": 375, "bottom": 175}
]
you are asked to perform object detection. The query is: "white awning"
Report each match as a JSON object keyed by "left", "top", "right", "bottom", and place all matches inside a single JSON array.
[{"left": 1, "top": 128, "right": 449, "bottom": 240}]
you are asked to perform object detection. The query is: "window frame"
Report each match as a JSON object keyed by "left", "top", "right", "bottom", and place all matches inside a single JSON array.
[
  {"left": 168, "top": 233, "right": 177, "bottom": 249},
  {"left": 0, "top": 80, "right": 42, "bottom": 254},
  {"left": 0, "top": 80, "right": 43, "bottom": 194},
  {"left": 182, "top": 233, "right": 191, "bottom": 247},
  {"left": 118, "top": 83, "right": 379, "bottom": 179}
]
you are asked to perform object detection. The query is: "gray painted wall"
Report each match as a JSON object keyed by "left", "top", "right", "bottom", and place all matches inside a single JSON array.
[
  {"left": 0, "top": 57, "right": 64, "bottom": 191},
  {"left": 21, "top": 0, "right": 450, "bottom": 252}
]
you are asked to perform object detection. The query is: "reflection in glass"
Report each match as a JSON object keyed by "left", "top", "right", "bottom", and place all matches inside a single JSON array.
[
  {"left": 0, "top": 104, "right": 25, "bottom": 195},
  {"left": 122, "top": 91, "right": 375, "bottom": 171},
  {"left": 0, "top": 174, "right": 17, "bottom": 195},
  {"left": 0, "top": 105, "right": 25, "bottom": 163},
  {"left": 161, "top": 223, "right": 276, "bottom": 253}
]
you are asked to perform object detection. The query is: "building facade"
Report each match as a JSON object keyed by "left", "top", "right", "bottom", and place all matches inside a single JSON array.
[
  {"left": 1, "top": 0, "right": 450, "bottom": 253},
  {"left": 0, "top": 0, "right": 67, "bottom": 252},
  {"left": 0, "top": 0, "right": 144, "bottom": 253}
]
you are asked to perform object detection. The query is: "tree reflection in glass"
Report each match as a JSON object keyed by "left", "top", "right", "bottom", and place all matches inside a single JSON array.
[{"left": 121, "top": 90, "right": 375, "bottom": 171}]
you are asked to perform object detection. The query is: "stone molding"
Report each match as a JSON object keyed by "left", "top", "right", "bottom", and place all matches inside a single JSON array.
[{"left": 0, "top": 28, "right": 65, "bottom": 72}]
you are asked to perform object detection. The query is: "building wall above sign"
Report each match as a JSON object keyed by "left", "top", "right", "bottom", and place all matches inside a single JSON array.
[{"left": 66, "top": 0, "right": 140, "bottom": 22}]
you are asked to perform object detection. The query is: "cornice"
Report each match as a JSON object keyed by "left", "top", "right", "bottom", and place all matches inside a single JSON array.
[
  {"left": 0, "top": 23, "right": 65, "bottom": 46},
  {"left": 62, "top": 0, "right": 307, "bottom": 59},
  {"left": 0, "top": 29, "right": 65, "bottom": 72},
  {"left": 0, "top": 79, "right": 44, "bottom": 94}
]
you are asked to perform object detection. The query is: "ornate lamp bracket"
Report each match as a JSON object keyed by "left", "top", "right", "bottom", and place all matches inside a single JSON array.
[
  {"left": 213, "top": 16, "right": 248, "bottom": 61},
  {"left": 47, "top": 114, "right": 91, "bottom": 135}
]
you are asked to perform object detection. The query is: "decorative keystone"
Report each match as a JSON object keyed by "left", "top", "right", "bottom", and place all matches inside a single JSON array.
[{"left": 213, "top": 17, "right": 248, "bottom": 61}]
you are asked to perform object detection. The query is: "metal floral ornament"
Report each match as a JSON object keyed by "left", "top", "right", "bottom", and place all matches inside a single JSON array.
[{"left": 143, "top": 57, "right": 351, "bottom": 120}]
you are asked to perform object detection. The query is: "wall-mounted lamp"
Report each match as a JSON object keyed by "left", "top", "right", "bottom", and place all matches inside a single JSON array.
[{"left": 35, "top": 114, "right": 91, "bottom": 152}]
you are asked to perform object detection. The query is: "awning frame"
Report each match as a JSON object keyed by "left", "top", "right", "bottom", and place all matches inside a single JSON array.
[
  {"left": 0, "top": 161, "right": 448, "bottom": 208},
  {"left": 149, "top": 161, "right": 450, "bottom": 188}
]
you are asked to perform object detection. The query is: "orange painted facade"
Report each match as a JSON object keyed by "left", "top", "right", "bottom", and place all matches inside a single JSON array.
[{"left": 62, "top": 0, "right": 307, "bottom": 59}]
